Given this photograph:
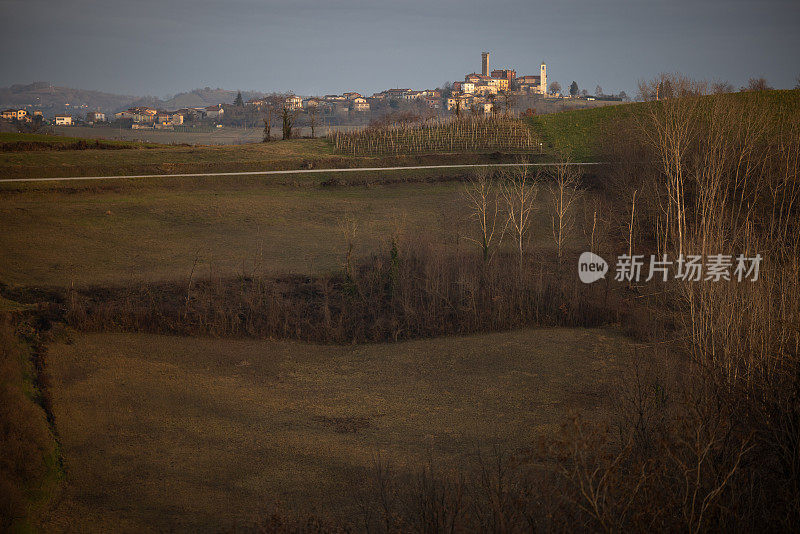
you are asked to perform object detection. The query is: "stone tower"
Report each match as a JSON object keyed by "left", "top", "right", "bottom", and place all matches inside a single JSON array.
[
  {"left": 481, "top": 52, "right": 489, "bottom": 76},
  {"left": 540, "top": 62, "right": 547, "bottom": 95}
]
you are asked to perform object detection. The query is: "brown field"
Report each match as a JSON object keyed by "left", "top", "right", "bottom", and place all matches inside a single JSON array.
[
  {"left": 0, "top": 177, "right": 571, "bottom": 287},
  {"left": 42, "top": 327, "right": 650, "bottom": 532}
]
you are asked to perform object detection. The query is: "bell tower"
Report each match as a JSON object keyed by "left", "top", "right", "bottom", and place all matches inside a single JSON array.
[
  {"left": 481, "top": 52, "right": 489, "bottom": 76},
  {"left": 540, "top": 62, "right": 547, "bottom": 95}
]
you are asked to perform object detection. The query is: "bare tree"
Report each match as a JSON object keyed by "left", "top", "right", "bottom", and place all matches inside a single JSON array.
[
  {"left": 549, "top": 159, "right": 582, "bottom": 263},
  {"left": 281, "top": 99, "right": 298, "bottom": 140},
  {"left": 464, "top": 168, "right": 507, "bottom": 263},
  {"left": 307, "top": 104, "right": 319, "bottom": 138},
  {"left": 711, "top": 81, "right": 734, "bottom": 94},
  {"left": 452, "top": 98, "right": 462, "bottom": 118},
  {"left": 487, "top": 93, "right": 497, "bottom": 115},
  {"left": 745, "top": 77, "right": 771, "bottom": 92},
  {"left": 634, "top": 73, "right": 705, "bottom": 256},
  {"left": 500, "top": 91, "right": 516, "bottom": 115},
  {"left": 501, "top": 162, "right": 539, "bottom": 272},
  {"left": 262, "top": 93, "right": 284, "bottom": 142},
  {"left": 549, "top": 81, "right": 561, "bottom": 95},
  {"left": 339, "top": 215, "right": 358, "bottom": 280}
]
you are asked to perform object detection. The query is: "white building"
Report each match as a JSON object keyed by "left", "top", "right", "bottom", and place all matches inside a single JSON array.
[
  {"left": 285, "top": 95, "right": 303, "bottom": 110},
  {"left": 54, "top": 115, "right": 73, "bottom": 126}
]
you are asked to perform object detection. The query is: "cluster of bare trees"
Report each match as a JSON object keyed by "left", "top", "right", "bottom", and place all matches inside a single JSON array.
[
  {"left": 463, "top": 159, "right": 582, "bottom": 270},
  {"left": 259, "top": 93, "right": 299, "bottom": 142},
  {"left": 638, "top": 72, "right": 777, "bottom": 100},
  {"left": 595, "top": 73, "right": 800, "bottom": 528}
]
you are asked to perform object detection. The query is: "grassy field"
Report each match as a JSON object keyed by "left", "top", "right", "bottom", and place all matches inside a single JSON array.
[
  {"left": 0, "top": 136, "right": 342, "bottom": 179},
  {"left": 0, "top": 131, "right": 162, "bottom": 149},
  {"left": 52, "top": 125, "right": 359, "bottom": 145},
  {"left": 0, "top": 128, "right": 552, "bottom": 180},
  {"left": 42, "top": 327, "right": 652, "bottom": 532},
  {"left": 0, "top": 177, "right": 573, "bottom": 287}
]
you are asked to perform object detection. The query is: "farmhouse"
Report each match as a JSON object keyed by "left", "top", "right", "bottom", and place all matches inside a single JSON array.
[
  {"left": 86, "top": 111, "right": 105, "bottom": 123},
  {"left": 54, "top": 115, "right": 73, "bottom": 126}
]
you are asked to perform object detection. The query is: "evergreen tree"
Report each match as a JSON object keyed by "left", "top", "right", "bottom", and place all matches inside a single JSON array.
[
  {"left": 234, "top": 91, "right": 244, "bottom": 107},
  {"left": 569, "top": 81, "right": 579, "bottom": 97}
]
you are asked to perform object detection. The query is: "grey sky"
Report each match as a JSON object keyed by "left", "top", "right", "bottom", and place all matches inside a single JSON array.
[{"left": 1, "top": 0, "right": 798, "bottom": 97}]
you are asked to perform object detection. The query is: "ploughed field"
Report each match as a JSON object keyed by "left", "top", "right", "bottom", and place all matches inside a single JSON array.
[{"left": 43, "top": 327, "right": 644, "bottom": 532}]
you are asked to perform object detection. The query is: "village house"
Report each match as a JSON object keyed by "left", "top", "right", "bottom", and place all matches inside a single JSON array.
[
  {"left": 381, "top": 88, "right": 412, "bottom": 100},
  {"left": 351, "top": 97, "right": 370, "bottom": 112},
  {"left": 113, "top": 107, "right": 159, "bottom": 123},
  {"left": 284, "top": 95, "right": 303, "bottom": 110},
  {"left": 1, "top": 109, "right": 27, "bottom": 120},
  {"left": 424, "top": 96, "right": 441, "bottom": 109},
  {"left": 155, "top": 111, "right": 183, "bottom": 126},
  {"left": 204, "top": 104, "right": 224, "bottom": 119},
  {"left": 86, "top": 111, "right": 105, "bottom": 123},
  {"left": 473, "top": 84, "right": 498, "bottom": 96},
  {"left": 402, "top": 90, "right": 425, "bottom": 101},
  {"left": 54, "top": 115, "right": 73, "bottom": 126}
]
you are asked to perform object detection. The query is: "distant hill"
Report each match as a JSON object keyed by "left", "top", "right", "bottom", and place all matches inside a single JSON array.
[
  {"left": 0, "top": 82, "right": 137, "bottom": 117},
  {"left": 0, "top": 82, "right": 269, "bottom": 117}
]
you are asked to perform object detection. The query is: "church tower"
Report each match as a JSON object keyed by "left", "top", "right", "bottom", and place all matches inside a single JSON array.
[
  {"left": 540, "top": 62, "right": 547, "bottom": 95},
  {"left": 481, "top": 52, "right": 490, "bottom": 76}
]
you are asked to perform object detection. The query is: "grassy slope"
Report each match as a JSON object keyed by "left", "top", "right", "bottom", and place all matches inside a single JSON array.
[
  {"left": 527, "top": 103, "right": 638, "bottom": 161},
  {"left": 527, "top": 89, "right": 800, "bottom": 161},
  {"left": 44, "top": 327, "right": 647, "bottom": 531}
]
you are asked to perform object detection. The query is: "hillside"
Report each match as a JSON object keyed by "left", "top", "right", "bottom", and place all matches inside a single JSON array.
[
  {"left": 528, "top": 89, "right": 800, "bottom": 160},
  {"left": 0, "top": 82, "right": 137, "bottom": 117}
]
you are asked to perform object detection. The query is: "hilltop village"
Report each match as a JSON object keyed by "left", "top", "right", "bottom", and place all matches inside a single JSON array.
[{"left": 1, "top": 52, "right": 623, "bottom": 131}]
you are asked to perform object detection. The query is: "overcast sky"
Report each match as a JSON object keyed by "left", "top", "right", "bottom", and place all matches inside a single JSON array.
[{"left": 1, "top": 0, "right": 798, "bottom": 97}]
